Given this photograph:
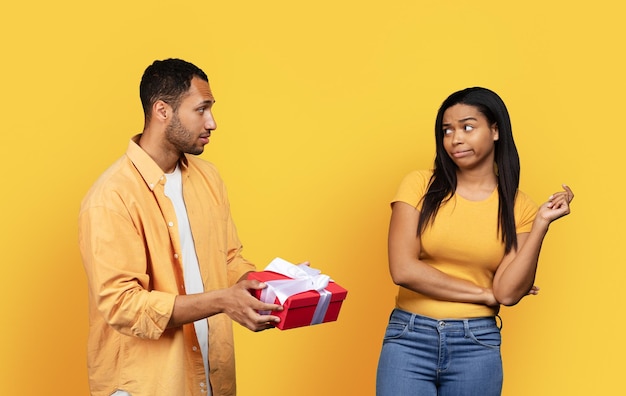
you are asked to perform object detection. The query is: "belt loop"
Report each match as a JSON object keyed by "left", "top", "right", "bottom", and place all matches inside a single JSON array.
[
  {"left": 463, "top": 320, "right": 470, "bottom": 338},
  {"left": 409, "top": 313, "right": 416, "bottom": 332},
  {"left": 495, "top": 314, "right": 503, "bottom": 330}
]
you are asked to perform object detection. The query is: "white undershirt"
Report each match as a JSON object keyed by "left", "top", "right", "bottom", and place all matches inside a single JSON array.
[{"left": 164, "top": 165, "right": 210, "bottom": 394}]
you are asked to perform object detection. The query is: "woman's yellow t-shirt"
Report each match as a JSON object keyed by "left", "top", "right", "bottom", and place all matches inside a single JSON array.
[{"left": 393, "top": 170, "right": 538, "bottom": 319}]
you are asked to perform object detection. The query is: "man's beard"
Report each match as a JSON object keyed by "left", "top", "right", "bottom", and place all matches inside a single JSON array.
[{"left": 165, "top": 114, "right": 204, "bottom": 156}]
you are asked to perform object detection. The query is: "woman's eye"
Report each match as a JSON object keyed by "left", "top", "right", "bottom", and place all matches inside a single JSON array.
[
  {"left": 198, "top": 108, "right": 205, "bottom": 114},
  {"left": 464, "top": 125, "right": 474, "bottom": 131},
  {"left": 443, "top": 128, "right": 453, "bottom": 135}
]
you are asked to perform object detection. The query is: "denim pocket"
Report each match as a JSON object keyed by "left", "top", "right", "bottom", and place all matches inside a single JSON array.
[
  {"left": 467, "top": 325, "right": 501, "bottom": 348},
  {"left": 383, "top": 320, "right": 409, "bottom": 340}
]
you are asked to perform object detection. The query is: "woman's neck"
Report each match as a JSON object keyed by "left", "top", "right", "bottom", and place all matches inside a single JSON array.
[{"left": 455, "top": 168, "right": 498, "bottom": 201}]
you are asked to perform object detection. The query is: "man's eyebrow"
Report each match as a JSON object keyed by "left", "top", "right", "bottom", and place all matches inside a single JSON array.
[{"left": 197, "top": 99, "right": 215, "bottom": 106}]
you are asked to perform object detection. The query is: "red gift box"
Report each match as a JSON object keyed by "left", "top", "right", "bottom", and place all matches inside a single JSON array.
[{"left": 248, "top": 270, "right": 348, "bottom": 330}]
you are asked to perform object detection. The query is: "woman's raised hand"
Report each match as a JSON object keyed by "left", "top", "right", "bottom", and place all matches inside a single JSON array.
[{"left": 538, "top": 184, "right": 574, "bottom": 224}]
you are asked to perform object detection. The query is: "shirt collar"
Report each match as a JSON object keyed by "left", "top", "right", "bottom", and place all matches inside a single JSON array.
[{"left": 126, "top": 134, "right": 189, "bottom": 191}]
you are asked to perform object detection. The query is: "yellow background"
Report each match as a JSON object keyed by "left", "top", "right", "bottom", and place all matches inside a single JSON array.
[{"left": 1, "top": 1, "right": 623, "bottom": 395}]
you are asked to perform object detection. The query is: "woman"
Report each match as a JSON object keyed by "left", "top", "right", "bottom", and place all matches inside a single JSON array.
[{"left": 376, "top": 87, "right": 573, "bottom": 395}]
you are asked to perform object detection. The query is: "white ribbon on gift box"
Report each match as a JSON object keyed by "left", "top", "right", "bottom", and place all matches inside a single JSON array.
[{"left": 258, "top": 257, "right": 333, "bottom": 325}]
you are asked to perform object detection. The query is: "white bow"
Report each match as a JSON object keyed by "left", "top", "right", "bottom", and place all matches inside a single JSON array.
[
  {"left": 261, "top": 257, "right": 330, "bottom": 304},
  {"left": 259, "top": 258, "right": 333, "bottom": 325}
]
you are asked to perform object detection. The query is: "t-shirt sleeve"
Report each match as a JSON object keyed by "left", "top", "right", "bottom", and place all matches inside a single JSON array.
[
  {"left": 392, "top": 170, "right": 432, "bottom": 210},
  {"left": 515, "top": 190, "right": 538, "bottom": 233}
]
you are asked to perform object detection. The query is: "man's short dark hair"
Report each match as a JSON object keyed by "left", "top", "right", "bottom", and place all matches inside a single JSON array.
[{"left": 139, "top": 58, "right": 209, "bottom": 120}]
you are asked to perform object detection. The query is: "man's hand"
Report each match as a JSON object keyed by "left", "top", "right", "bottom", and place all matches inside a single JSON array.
[{"left": 221, "top": 279, "right": 283, "bottom": 332}]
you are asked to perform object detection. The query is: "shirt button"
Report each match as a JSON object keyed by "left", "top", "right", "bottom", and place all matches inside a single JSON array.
[
  {"left": 149, "top": 183, "right": 154, "bottom": 189},
  {"left": 192, "top": 346, "right": 198, "bottom": 352},
  {"left": 168, "top": 221, "right": 174, "bottom": 227},
  {"left": 200, "top": 382, "right": 206, "bottom": 388},
  {"left": 174, "top": 253, "right": 179, "bottom": 259}
]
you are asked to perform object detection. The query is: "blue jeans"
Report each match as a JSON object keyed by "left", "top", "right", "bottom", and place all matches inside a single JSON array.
[{"left": 376, "top": 309, "right": 503, "bottom": 396}]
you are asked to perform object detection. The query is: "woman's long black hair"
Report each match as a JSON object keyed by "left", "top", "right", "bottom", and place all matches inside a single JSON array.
[{"left": 417, "top": 87, "right": 521, "bottom": 253}]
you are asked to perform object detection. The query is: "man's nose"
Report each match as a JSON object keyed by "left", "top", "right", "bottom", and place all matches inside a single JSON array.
[{"left": 205, "top": 111, "right": 217, "bottom": 130}]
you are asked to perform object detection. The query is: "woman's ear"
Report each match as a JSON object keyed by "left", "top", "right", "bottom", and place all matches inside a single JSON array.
[{"left": 492, "top": 123, "right": 499, "bottom": 141}]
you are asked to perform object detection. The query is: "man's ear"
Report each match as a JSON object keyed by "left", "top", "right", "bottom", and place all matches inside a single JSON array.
[{"left": 153, "top": 100, "right": 170, "bottom": 122}]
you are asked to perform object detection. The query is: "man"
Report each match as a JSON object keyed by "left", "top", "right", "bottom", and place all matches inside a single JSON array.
[{"left": 79, "top": 58, "right": 283, "bottom": 396}]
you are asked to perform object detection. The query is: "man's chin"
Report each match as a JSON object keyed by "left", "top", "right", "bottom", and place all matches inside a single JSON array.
[{"left": 187, "top": 146, "right": 205, "bottom": 156}]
